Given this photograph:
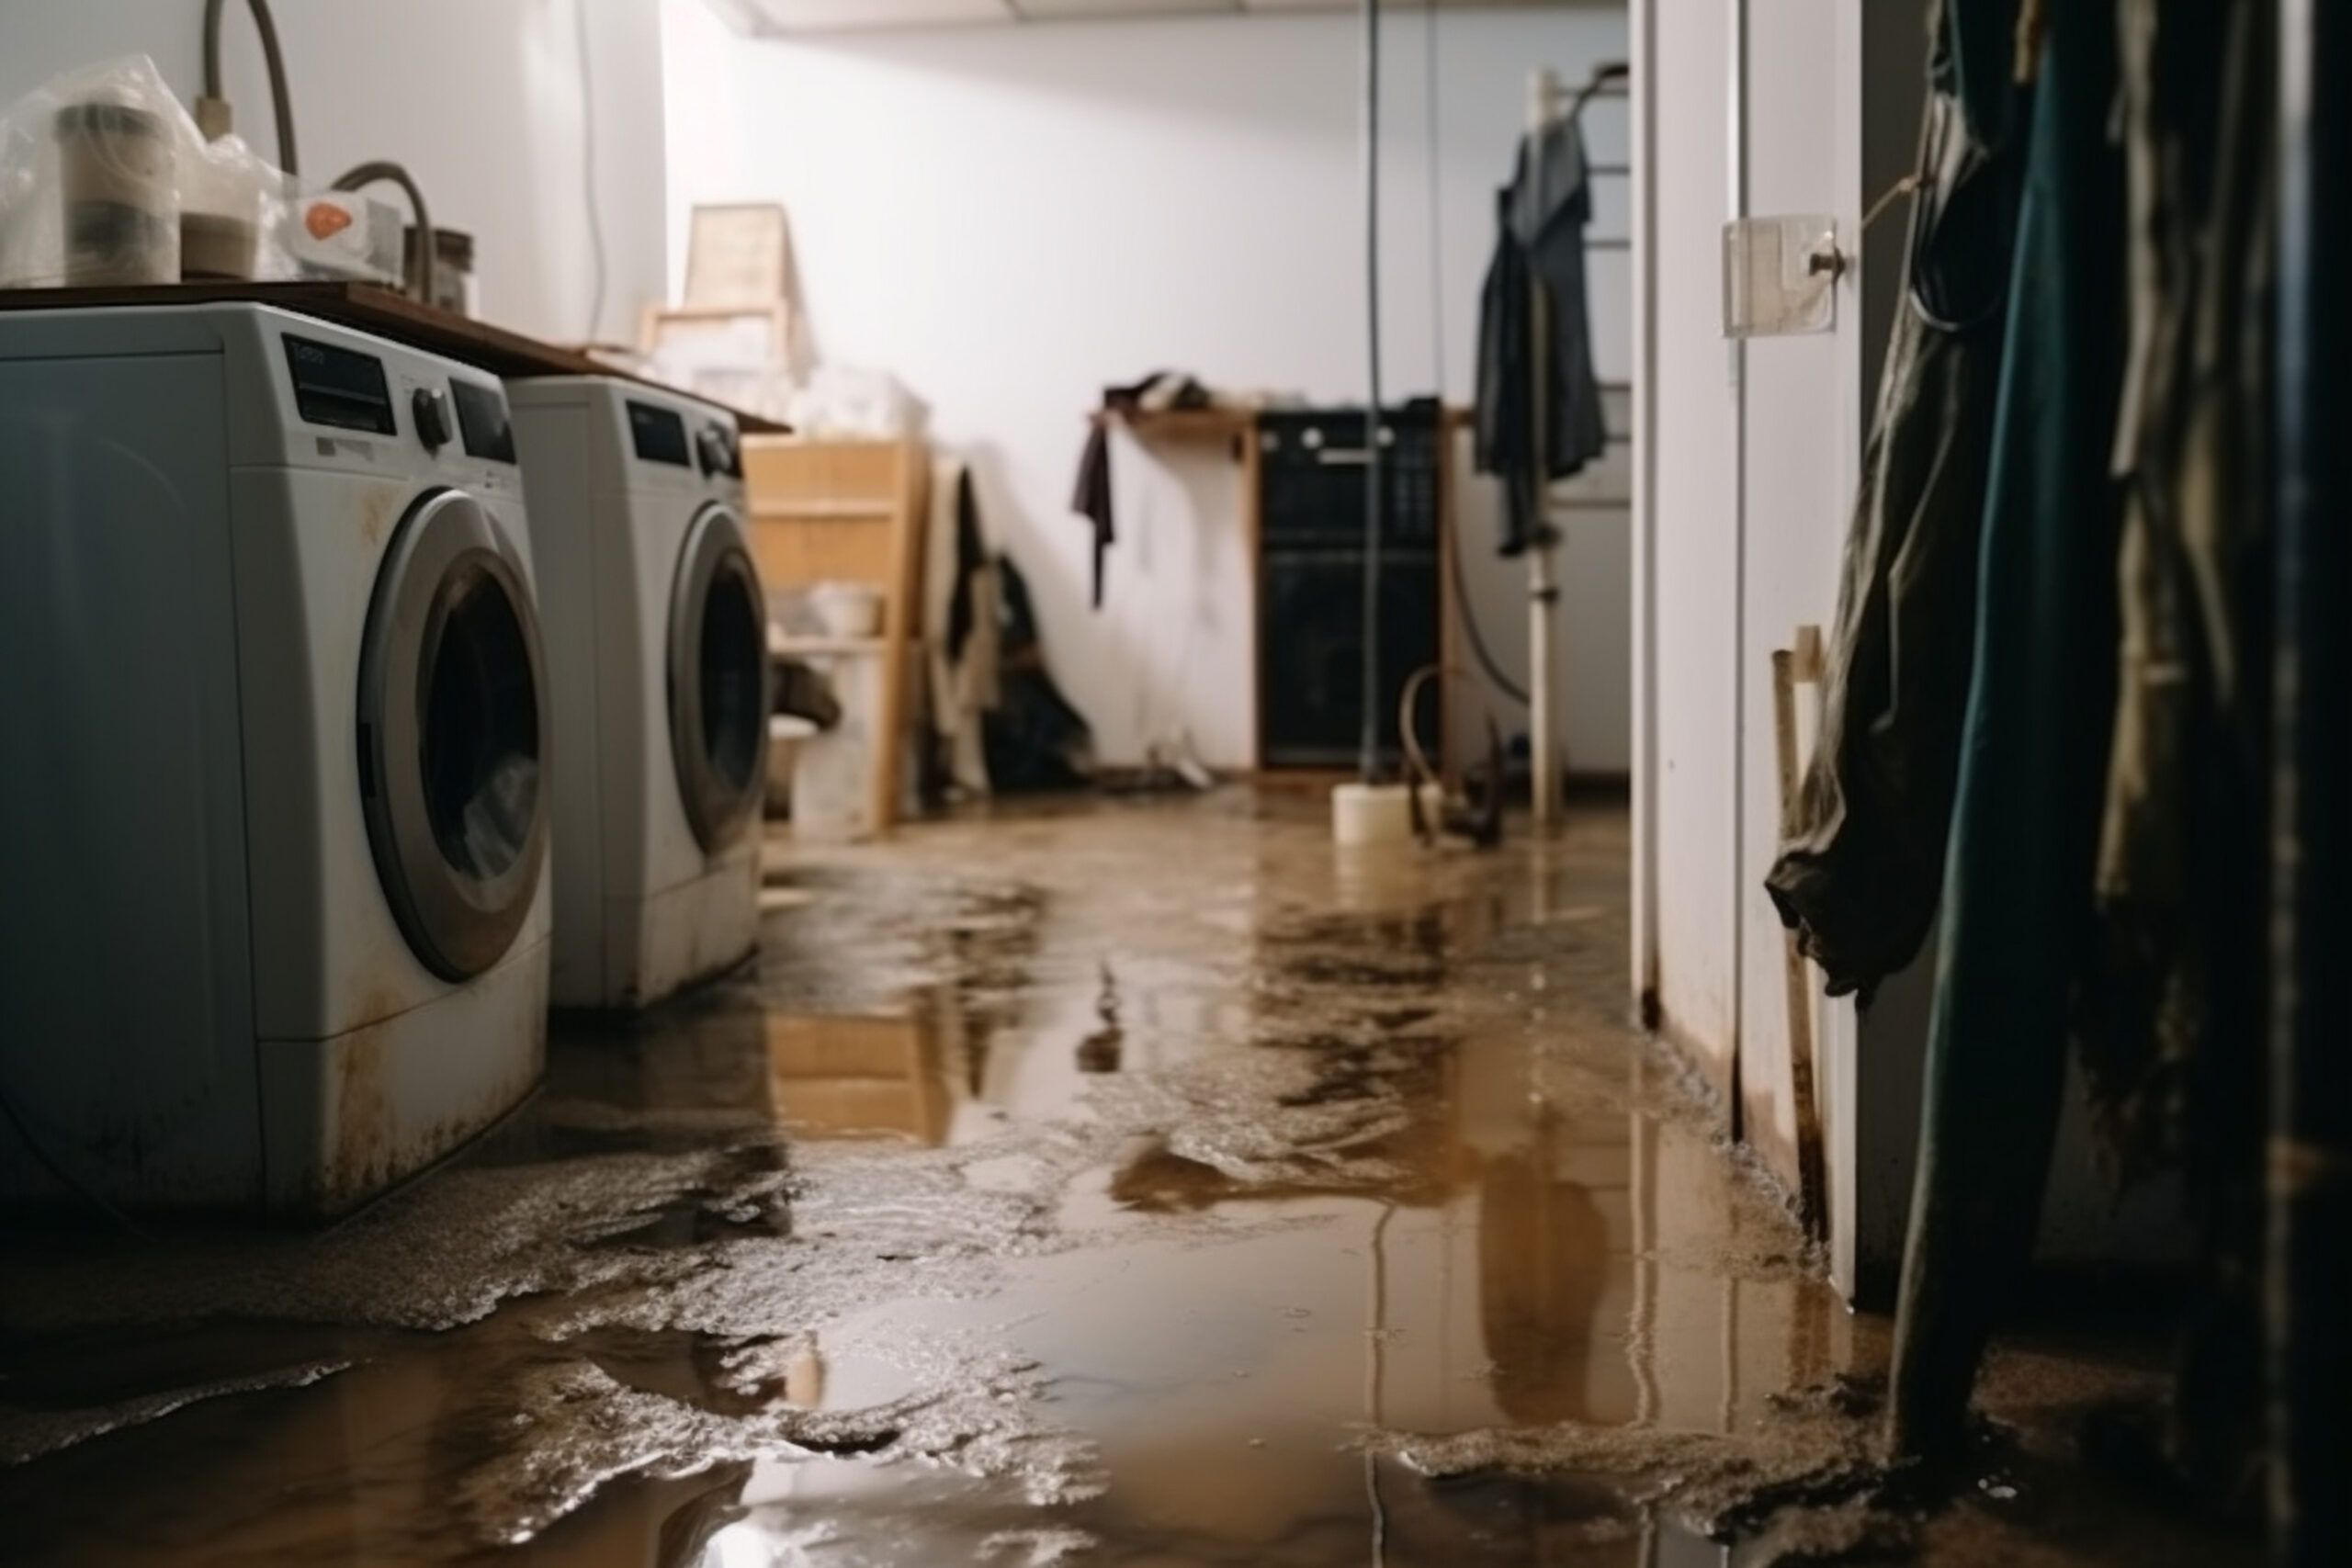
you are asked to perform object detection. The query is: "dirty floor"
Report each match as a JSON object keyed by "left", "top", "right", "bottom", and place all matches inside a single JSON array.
[{"left": 0, "top": 792, "right": 2260, "bottom": 1565}]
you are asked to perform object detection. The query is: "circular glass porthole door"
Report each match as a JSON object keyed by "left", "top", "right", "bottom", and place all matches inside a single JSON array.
[
  {"left": 357, "top": 489, "right": 549, "bottom": 982},
  {"left": 668, "top": 504, "right": 770, "bottom": 854}
]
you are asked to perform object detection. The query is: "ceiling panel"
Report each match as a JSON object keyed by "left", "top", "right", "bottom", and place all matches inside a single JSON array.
[
  {"left": 744, "top": 0, "right": 1009, "bottom": 32},
  {"left": 1012, "top": 0, "right": 1241, "bottom": 18},
  {"left": 731, "top": 0, "right": 1579, "bottom": 35}
]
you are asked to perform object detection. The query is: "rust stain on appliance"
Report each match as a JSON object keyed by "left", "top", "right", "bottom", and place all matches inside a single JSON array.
[
  {"left": 325, "top": 1021, "right": 394, "bottom": 1209},
  {"left": 356, "top": 481, "right": 404, "bottom": 549}
]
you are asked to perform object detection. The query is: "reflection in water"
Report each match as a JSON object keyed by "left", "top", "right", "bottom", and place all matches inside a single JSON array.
[
  {"left": 1074, "top": 961, "right": 1124, "bottom": 1076},
  {"left": 1480, "top": 1133, "right": 1611, "bottom": 1425},
  {"left": 0, "top": 796, "right": 2231, "bottom": 1567},
  {"left": 764, "top": 1012, "right": 951, "bottom": 1145}
]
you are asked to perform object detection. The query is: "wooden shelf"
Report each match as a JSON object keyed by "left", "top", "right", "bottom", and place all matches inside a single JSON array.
[
  {"left": 770, "top": 634, "right": 891, "bottom": 658},
  {"left": 0, "top": 280, "right": 789, "bottom": 432},
  {"left": 1092, "top": 405, "right": 1260, "bottom": 444},
  {"left": 742, "top": 434, "right": 931, "bottom": 838},
  {"left": 752, "top": 500, "right": 899, "bottom": 521}
]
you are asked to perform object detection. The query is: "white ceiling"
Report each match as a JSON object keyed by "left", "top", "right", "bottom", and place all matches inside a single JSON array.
[{"left": 713, "top": 0, "right": 1581, "bottom": 37}]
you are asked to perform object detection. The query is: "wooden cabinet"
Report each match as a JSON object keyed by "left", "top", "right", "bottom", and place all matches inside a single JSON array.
[{"left": 742, "top": 435, "right": 930, "bottom": 835}]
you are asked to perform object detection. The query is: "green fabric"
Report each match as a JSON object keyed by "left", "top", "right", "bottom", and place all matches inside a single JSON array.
[
  {"left": 1946, "top": 0, "right": 2024, "bottom": 152},
  {"left": 1766, "top": 0, "right": 2022, "bottom": 999},
  {"left": 1885, "top": 0, "right": 2127, "bottom": 1461}
]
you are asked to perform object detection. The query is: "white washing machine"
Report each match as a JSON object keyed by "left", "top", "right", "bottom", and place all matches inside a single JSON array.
[
  {"left": 507, "top": 378, "right": 768, "bottom": 1010},
  {"left": 0, "top": 303, "right": 552, "bottom": 1216}
]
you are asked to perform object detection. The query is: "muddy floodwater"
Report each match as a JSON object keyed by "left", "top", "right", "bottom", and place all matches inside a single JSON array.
[{"left": 0, "top": 794, "right": 2260, "bottom": 1565}]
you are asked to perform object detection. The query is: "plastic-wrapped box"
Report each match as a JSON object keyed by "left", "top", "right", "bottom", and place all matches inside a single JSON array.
[{"left": 281, "top": 186, "right": 404, "bottom": 285}]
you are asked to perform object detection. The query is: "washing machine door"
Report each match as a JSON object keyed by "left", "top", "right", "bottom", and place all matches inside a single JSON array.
[
  {"left": 668, "top": 502, "right": 771, "bottom": 855},
  {"left": 357, "top": 489, "right": 550, "bottom": 981}
]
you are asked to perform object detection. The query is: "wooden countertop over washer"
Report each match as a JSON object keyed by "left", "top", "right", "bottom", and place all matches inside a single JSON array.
[{"left": 0, "top": 280, "right": 789, "bottom": 434}]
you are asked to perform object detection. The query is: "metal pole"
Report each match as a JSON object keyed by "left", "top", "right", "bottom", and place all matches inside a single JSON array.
[
  {"left": 1527, "top": 67, "right": 1561, "bottom": 831},
  {"left": 1357, "top": 0, "right": 1388, "bottom": 784}
]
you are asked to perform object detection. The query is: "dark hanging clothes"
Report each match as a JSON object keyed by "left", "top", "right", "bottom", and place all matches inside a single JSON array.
[
  {"left": 1475, "top": 114, "right": 1608, "bottom": 557},
  {"left": 2076, "top": 2, "right": 2274, "bottom": 1504},
  {"left": 1764, "top": 5, "right": 2021, "bottom": 999},
  {"left": 1070, "top": 425, "right": 1114, "bottom": 610},
  {"left": 2080, "top": 0, "right": 2273, "bottom": 1207},
  {"left": 946, "top": 467, "right": 986, "bottom": 663},
  {"left": 983, "top": 553, "right": 1094, "bottom": 794},
  {"left": 1069, "top": 371, "right": 1213, "bottom": 608},
  {"left": 1886, "top": 0, "right": 2130, "bottom": 1461}
]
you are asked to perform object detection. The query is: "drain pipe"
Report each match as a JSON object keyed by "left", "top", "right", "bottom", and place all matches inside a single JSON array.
[
  {"left": 197, "top": 0, "right": 300, "bottom": 176},
  {"left": 1332, "top": 0, "right": 1418, "bottom": 848},
  {"left": 1525, "top": 67, "right": 1562, "bottom": 833},
  {"left": 1356, "top": 0, "right": 1387, "bottom": 785}
]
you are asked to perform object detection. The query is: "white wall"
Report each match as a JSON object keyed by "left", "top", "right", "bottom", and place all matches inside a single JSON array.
[
  {"left": 0, "top": 0, "right": 669, "bottom": 348},
  {"left": 661, "top": 0, "right": 1631, "bottom": 771},
  {"left": 1637, "top": 0, "right": 1741, "bottom": 1089},
  {"left": 1732, "top": 0, "right": 1854, "bottom": 1223}
]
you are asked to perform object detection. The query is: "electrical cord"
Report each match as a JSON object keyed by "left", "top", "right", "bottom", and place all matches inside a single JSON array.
[
  {"left": 1448, "top": 521, "right": 1532, "bottom": 705},
  {"left": 1357, "top": 0, "right": 1386, "bottom": 784},
  {"left": 1398, "top": 662, "right": 1450, "bottom": 791},
  {"left": 1422, "top": 4, "right": 1530, "bottom": 709},
  {"left": 576, "top": 0, "right": 611, "bottom": 345},
  {"left": 201, "top": 0, "right": 300, "bottom": 175}
]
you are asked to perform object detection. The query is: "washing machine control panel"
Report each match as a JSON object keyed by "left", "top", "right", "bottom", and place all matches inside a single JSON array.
[
  {"left": 266, "top": 323, "right": 523, "bottom": 499},
  {"left": 411, "top": 386, "right": 453, "bottom": 451},
  {"left": 283, "top": 333, "right": 398, "bottom": 435},
  {"left": 449, "top": 378, "right": 517, "bottom": 465},
  {"left": 695, "top": 423, "right": 739, "bottom": 479},
  {"left": 616, "top": 393, "right": 744, "bottom": 503}
]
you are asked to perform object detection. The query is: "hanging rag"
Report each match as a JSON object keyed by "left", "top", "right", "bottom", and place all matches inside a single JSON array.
[
  {"left": 1474, "top": 114, "right": 1608, "bottom": 557},
  {"left": 923, "top": 458, "right": 1002, "bottom": 799},
  {"left": 1070, "top": 424, "right": 1114, "bottom": 611},
  {"left": 1764, "top": 0, "right": 2023, "bottom": 1000},
  {"left": 1069, "top": 371, "right": 1213, "bottom": 608},
  {"left": 1886, "top": 0, "right": 2129, "bottom": 1463}
]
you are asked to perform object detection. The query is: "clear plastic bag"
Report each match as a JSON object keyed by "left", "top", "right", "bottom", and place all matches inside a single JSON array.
[
  {"left": 1, "top": 55, "right": 191, "bottom": 288},
  {"left": 782, "top": 366, "right": 922, "bottom": 438},
  {"left": 0, "top": 52, "right": 301, "bottom": 290},
  {"left": 180, "top": 129, "right": 286, "bottom": 283}
]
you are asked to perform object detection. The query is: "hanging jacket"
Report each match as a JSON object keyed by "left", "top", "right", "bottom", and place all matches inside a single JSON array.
[
  {"left": 1764, "top": 4, "right": 2023, "bottom": 999},
  {"left": 1474, "top": 115, "right": 1608, "bottom": 556}
]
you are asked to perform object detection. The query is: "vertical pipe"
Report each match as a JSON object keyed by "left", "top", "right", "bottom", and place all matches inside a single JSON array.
[
  {"left": 2270, "top": 2, "right": 2350, "bottom": 1560},
  {"left": 1527, "top": 68, "right": 1561, "bottom": 830},
  {"left": 1725, "top": 0, "right": 1751, "bottom": 1130},
  {"left": 1359, "top": 0, "right": 1388, "bottom": 784},
  {"left": 1631, "top": 0, "right": 1661, "bottom": 1007}
]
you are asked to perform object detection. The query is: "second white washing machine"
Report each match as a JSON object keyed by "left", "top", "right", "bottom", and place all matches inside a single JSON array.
[{"left": 509, "top": 378, "right": 770, "bottom": 1010}]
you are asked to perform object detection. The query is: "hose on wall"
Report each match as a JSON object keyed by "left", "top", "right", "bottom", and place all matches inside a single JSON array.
[
  {"left": 1357, "top": 0, "right": 1388, "bottom": 783},
  {"left": 199, "top": 0, "right": 300, "bottom": 175}
]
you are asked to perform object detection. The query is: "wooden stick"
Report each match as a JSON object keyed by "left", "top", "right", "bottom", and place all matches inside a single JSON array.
[{"left": 1773, "top": 632, "right": 1828, "bottom": 1238}]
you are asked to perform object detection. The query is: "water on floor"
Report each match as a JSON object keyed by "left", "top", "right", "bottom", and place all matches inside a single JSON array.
[{"left": 0, "top": 793, "right": 2258, "bottom": 1565}]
